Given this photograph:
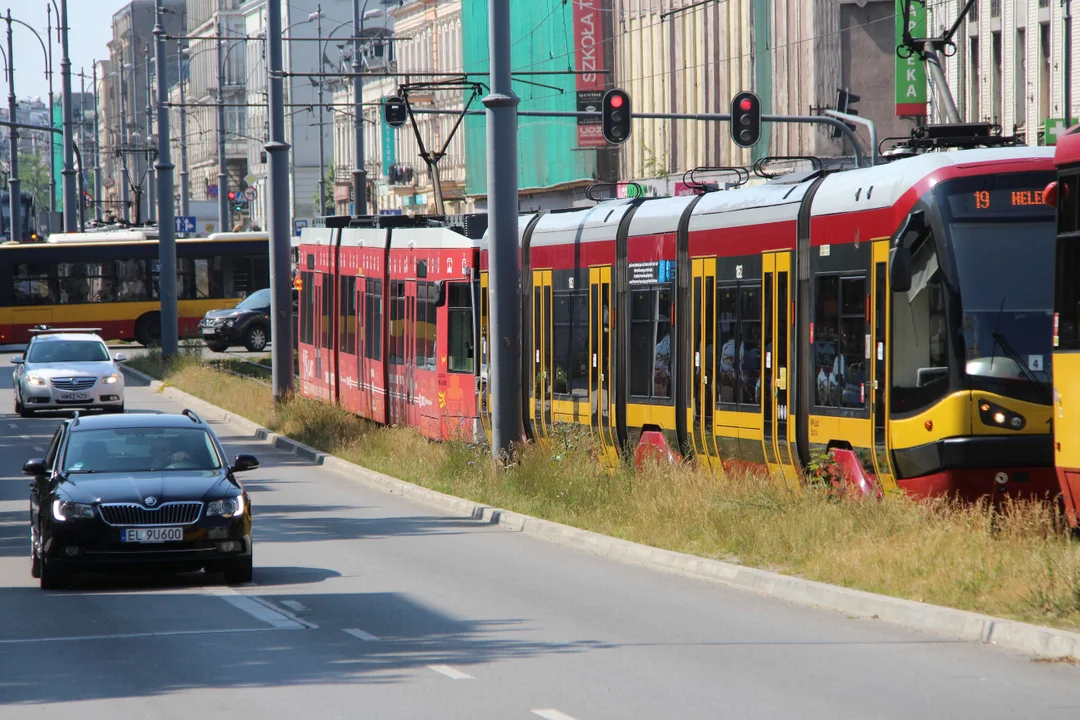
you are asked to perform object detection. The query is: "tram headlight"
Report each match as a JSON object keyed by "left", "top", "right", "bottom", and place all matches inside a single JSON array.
[{"left": 978, "top": 399, "right": 1025, "bottom": 431}]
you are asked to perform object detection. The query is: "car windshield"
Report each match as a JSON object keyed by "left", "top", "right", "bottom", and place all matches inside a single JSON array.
[
  {"left": 948, "top": 221, "right": 1055, "bottom": 389},
  {"left": 28, "top": 340, "right": 110, "bottom": 364},
  {"left": 236, "top": 289, "right": 271, "bottom": 310},
  {"left": 62, "top": 427, "right": 223, "bottom": 473}
]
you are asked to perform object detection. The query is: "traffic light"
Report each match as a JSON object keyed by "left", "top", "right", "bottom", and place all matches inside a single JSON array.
[
  {"left": 227, "top": 191, "right": 236, "bottom": 201},
  {"left": 601, "top": 88, "right": 631, "bottom": 144},
  {"left": 833, "top": 88, "right": 860, "bottom": 138},
  {"left": 384, "top": 96, "right": 407, "bottom": 128},
  {"left": 730, "top": 91, "right": 761, "bottom": 148}
]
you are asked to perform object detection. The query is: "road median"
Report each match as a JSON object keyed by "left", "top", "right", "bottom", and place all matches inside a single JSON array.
[{"left": 121, "top": 355, "right": 1080, "bottom": 660}]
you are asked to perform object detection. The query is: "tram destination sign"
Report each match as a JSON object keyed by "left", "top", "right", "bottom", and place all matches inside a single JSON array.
[
  {"left": 946, "top": 187, "right": 1054, "bottom": 220},
  {"left": 628, "top": 260, "right": 676, "bottom": 285}
]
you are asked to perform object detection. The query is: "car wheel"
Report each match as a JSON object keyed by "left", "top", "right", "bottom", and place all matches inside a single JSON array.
[
  {"left": 39, "top": 559, "right": 68, "bottom": 590},
  {"left": 30, "top": 528, "right": 41, "bottom": 579},
  {"left": 19, "top": 403, "right": 35, "bottom": 419},
  {"left": 206, "top": 342, "right": 228, "bottom": 353},
  {"left": 222, "top": 553, "right": 253, "bottom": 585},
  {"left": 244, "top": 325, "right": 268, "bottom": 353},
  {"left": 14, "top": 391, "right": 22, "bottom": 415}
]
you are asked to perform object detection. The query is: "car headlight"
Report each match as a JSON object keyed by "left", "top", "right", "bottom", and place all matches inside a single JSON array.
[
  {"left": 225, "top": 319, "right": 235, "bottom": 327},
  {"left": 26, "top": 374, "right": 46, "bottom": 386},
  {"left": 53, "top": 499, "right": 94, "bottom": 521},
  {"left": 102, "top": 373, "right": 122, "bottom": 385},
  {"left": 207, "top": 495, "right": 245, "bottom": 517}
]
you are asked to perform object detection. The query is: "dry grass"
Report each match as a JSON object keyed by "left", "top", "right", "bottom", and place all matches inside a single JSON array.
[{"left": 128, "top": 352, "right": 1080, "bottom": 630}]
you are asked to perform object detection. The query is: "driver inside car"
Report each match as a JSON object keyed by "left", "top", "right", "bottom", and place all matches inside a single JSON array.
[{"left": 150, "top": 436, "right": 195, "bottom": 469}]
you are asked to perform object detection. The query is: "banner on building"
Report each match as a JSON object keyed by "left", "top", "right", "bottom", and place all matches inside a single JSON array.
[
  {"left": 895, "top": 0, "right": 927, "bottom": 116},
  {"left": 381, "top": 108, "right": 396, "bottom": 176},
  {"left": 573, "top": 0, "right": 607, "bottom": 148}
]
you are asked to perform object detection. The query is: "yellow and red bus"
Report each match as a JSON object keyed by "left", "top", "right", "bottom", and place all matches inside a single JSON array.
[
  {"left": 1051, "top": 125, "right": 1080, "bottom": 526},
  {"left": 0, "top": 230, "right": 269, "bottom": 346}
]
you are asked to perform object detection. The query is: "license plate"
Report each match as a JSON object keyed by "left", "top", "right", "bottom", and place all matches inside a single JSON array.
[
  {"left": 58, "top": 393, "right": 90, "bottom": 401},
  {"left": 122, "top": 527, "right": 184, "bottom": 543},
  {"left": 201, "top": 328, "right": 215, "bottom": 335}
]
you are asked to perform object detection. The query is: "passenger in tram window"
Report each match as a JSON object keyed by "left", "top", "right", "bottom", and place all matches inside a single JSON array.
[
  {"left": 654, "top": 323, "right": 672, "bottom": 398},
  {"left": 719, "top": 338, "right": 736, "bottom": 403}
]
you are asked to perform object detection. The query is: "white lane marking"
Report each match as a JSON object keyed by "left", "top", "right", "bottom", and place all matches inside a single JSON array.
[
  {"left": 34, "top": 446, "right": 44, "bottom": 452},
  {"left": 0, "top": 627, "right": 283, "bottom": 645},
  {"left": 427, "top": 664, "right": 474, "bottom": 680},
  {"left": 532, "top": 711, "right": 580, "bottom": 720},
  {"left": 281, "top": 600, "right": 308, "bottom": 613},
  {"left": 20, "top": 435, "right": 30, "bottom": 440},
  {"left": 343, "top": 628, "right": 379, "bottom": 641},
  {"left": 203, "top": 586, "right": 309, "bottom": 630},
  {"left": 8, "top": 422, "right": 16, "bottom": 428}
]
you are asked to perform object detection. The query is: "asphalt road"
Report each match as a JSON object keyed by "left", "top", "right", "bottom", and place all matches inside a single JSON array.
[{"left": 0, "top": 350, "right": 1077, "bottom": 719}]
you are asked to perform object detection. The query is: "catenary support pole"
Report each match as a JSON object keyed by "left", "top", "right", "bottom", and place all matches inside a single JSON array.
[
  {"left": 145, "top": 45, "right": 156, "bottom": 224},
  {"left": 61, "top": 0, "right": 77, "bottom": 232},
  {"left": 93, "top": 62, "right": 103, "bottom": 221},
  {"left": 178, "top": 41, "right": 189, "bottom": 222},
  {"left": 1067, "top": 0, "right": 1074, "bottom": 125},
  {"left": 216, "top": 18, "right": 229, "bottom": 232},
  {"left": 483, "top": 0, "right": 522, "bottom": 460},
  {"left": 267, "top": 0, "right": 294, "bottom": 401},
  {"left": 351, "top": 0, "right": 367, "bottom": 214},
  {"left": 155, "top": 0, "right": 177, "bottom": 359},
  {"left": 316, "top": 5, "right": 325, "bottom": 218},
  {"left": 47, "top": 4, "right": 55, "bottom": 222},
  {"left": 5, "top": 12, "right": 20, "bottom": 242},
  {"left": 119, "top": 51, "right": 131, "bottom": 222}
]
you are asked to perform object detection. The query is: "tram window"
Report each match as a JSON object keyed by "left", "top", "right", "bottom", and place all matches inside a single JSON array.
[
  {"left": 739, "top": 285, "right": 761, "bottom": 407},
  {"left": 364, "top": 278, "right": 383, "bottom": 361},
  {"left": 300, "top": 271, "right": 314, "bottom": 345},
  {"left": 415, "top": 282, "right": 436, "bottom": 371},
  {"left": 891, "top": 240, "right": 949, "bottom": 414},
  {"left": 629, "top": 286, "right": 673, "bottom": 399},
  {"left": 320, "top": 273, "right": 333, "bottom": 349},
  {"left": 341, "top": 277, "right": 357, "bottom": 356},
  {"left": 813, "top": 274, "right": 867, "bottom": 409},
  {"left": 447, "top": 283, "right": 473, "bottom": 373},
  {"left": 1057, "top": 238, "right": 1080, "bottom": 350},
  {"left": 718, "top": 286, "right": 737, "bottom": 403},
  {"left": 552, "top": 289, "right": 589, "bottom": 397},
  {"left": 389, "top": 280, "right": 405, "bottom": 365},
  {"left": 716, "top": 283, "right": 761, "bottom": 408}
]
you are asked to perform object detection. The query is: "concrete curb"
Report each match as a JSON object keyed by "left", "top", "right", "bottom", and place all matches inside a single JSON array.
[{"left": 120, "top": 363, "right": 1080, "bottom": 659}]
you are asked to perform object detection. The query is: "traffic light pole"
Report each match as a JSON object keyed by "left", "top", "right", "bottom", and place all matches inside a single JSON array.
[{"left": 154, "top": 0, "right": 178, "bottom": 359}]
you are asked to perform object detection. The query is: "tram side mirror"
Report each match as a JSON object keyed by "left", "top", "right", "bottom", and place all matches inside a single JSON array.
[{"left": 890, "top": 246, "right": 912, "bottom": 293}]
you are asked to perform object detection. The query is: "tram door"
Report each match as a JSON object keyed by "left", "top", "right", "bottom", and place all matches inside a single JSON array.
[
  {"left": 691, "top": 258, "right": 720, "bottom": 471},
  {"left": 870, "top": 241, "right": 897, "bottom": 489},
  {"left": 762, "top": 252, "right": 798, "bottom": 483},
  {"left": 532, "top": 270, "right": 553, "bottom": 438},
  {"left": 589, "top": 266, "right": 618, "bottom": 460},
  {"left": 478, "top": 272, "right": 491, "bottom": 437},
  {"left": 404, "top": 280, "right": 418, "bottom": 427}
]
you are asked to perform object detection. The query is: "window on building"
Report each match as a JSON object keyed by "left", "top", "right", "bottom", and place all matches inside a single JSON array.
[
  {"left": 992, "top": 31, "right": 1003, "bottom": 123},
  {"left": 970, "top": 36, "right": 981, "bottom": 120},
  {"left": 1040, "top": 23, "right": 1051, "bottom": 123},
  {"left": 1015, "top": 28, "right": 1027, "bottom": 129},
  {"left": 629, "top": 285, "right": 673, "bottom": 399}
]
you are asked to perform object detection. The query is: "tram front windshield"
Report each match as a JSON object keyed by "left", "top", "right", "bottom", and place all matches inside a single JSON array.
[{"left": 938, "top": 173, "right": 1055, "bottom": 401}]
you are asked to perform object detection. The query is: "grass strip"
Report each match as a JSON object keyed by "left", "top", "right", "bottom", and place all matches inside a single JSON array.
[{"left": 129, "top": 349, "right": 1080, "bottom": 630}]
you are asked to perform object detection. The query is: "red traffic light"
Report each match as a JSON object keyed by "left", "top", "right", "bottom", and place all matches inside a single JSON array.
[
  {"left": 227, "top": 191, "right": 236, "bottom": 200},
  {"left": 739, "top": 98, "right": 752, "bottom": 111},
  {"left": 610, "top": 94, "right": 624, "bottom": 109}
]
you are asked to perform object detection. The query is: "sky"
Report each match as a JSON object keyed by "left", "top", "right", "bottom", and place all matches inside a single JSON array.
[{"left": 10, "top": 2, "right": 119, "bottom": 102}]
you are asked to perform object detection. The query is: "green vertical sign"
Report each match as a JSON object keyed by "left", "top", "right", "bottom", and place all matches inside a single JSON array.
[
  {"left": 895, "top": 0, "right": 927, "bottom": 117},
  {"left": 381, "top": 115, "right": 395, "bottom": 177}
]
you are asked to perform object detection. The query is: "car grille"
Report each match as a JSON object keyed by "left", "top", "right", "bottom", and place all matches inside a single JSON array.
[
  {"left": 50, "top": 377, "right": 96, "bottom": 391},
  {"left": 99, "top": 502, "right": 203, "bottom": 526}
]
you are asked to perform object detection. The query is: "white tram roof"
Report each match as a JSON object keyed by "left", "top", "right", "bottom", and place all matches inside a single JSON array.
[
  {"left": 688, "top": 181, "right": 811, "bottom": 233},
  {"left": 626, "top": 194, "right": 698, "bottom": 237},
  {"left": 529, "top": 199, "right": 635, "bottom": 249},
  {"left": 390, "top": 226, "right": 478, "bottom": 250},
  {"left": 299, "top": 226, "right": 337, "bottom": 246},
  {"left": 811, "top": 146, "right": 1056, "bottom": 218},
  {"left": 339, "top": 227, "right": 387, "bottom": 248}
]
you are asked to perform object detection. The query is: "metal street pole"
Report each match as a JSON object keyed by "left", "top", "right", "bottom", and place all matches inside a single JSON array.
[
  {"left": 351, "top": 0, "right": 367, "bottom": 214},
  {"left": 178, "top": 42, "right": 189, "bottom": 221},
  {"left": 92, "top": 62, "right": 103, "bottom": 221},
  {"left": 5, "top": 11, "right": 20, "bottom": 243},
  {"left": 46, "top": 4, "right": 55, "bottom": 221},
  {"left": 61, "top": 0, "right": 77, "bottom": 232},
  {"left": 316, "top": 5, "right": 325, "bottom": 218},
  {"left": 483, "top": 0, "right": 521, "bottom": 459},
  {"left": 119, "top": 56, "right": 131, "bottom": 222},
  {"left": 267, "top": 0, "right": 294, "bottom": 400},
  {"left": 155, "top": 0, "right": 177, "bottom": 359},
  {"left": 216, "top": 18, "right": 229, "bottom": 232},
  {"left": 144, "top": 45, "right": 156, "bottom": 224},
  {"left": 79, "top": 66, "right": 86, "bottom": 229},
  {"left": 1066, "top": 0, "right": 1074, "bottom": 124}
]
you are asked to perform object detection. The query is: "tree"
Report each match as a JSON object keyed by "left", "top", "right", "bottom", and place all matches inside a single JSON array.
[
  {"left": 313, "top": 163, "right": 335, "bottom": 217},
  {"left": 18, "top": 154, "right": 51, "bottom": 208}
]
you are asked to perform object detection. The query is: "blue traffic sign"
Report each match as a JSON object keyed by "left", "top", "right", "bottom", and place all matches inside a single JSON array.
[
  {"left": 175, "top": 215, "right": 196, "bottom": 233},
  {"left": 293, "top": 219, "right": 309, "bottom": 236},
  {"left": 207, "top": 184, "right": 219, "bottom": 198}
]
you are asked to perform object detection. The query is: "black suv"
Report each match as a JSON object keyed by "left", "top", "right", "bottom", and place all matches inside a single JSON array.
[{"left": 199, "top": 288, "right": 272, "bottom": 352}]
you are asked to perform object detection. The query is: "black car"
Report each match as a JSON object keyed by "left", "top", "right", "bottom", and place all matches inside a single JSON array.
[
  {"left": 198, "top": 288, "right": 272, "bottom": 352},
  {"left": 24, "top": 409, "right": 257, "bottom": 590}
]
